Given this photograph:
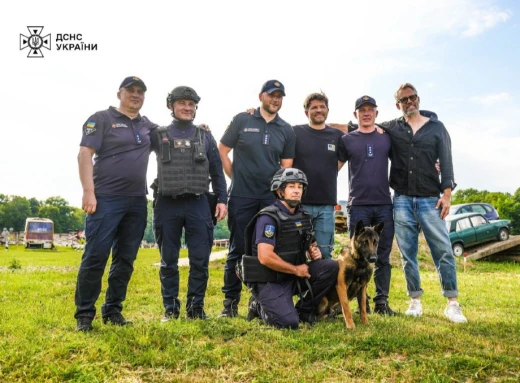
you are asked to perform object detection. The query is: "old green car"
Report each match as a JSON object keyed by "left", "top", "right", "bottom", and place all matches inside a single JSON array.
[{"left": 446, "top": 213, "right": 512, "bottom": 256}]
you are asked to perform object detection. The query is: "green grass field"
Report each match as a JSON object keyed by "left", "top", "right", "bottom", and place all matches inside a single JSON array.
[{"left": 0, "top": 238, "right": 519, "bottom": 382}]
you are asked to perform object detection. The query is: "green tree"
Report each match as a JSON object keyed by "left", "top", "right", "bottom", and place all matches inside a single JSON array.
[
  {"left": 143, "top": 199, "right": 155, "bottom": 243},
  {"left": 0, "top": 196, "right": 31, "bottom": 231},
  {"left": 214, "top": 218, "right": 230, "bottom": 240}
]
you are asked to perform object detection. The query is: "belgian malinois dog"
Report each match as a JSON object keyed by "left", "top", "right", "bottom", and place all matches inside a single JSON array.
[{"left": 317, "top": 220, "right": 384, "bottom": 329}]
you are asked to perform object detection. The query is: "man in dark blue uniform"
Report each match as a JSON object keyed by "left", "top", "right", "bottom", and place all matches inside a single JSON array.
[
  {"left": 75, "top": 76, "right": 155, "bottom": 332},
  {"left": 338, "top": 96, "right": 395, "bottom": 316},
  {"left": 293, "top": 92, "right": 344, "bottom": 259},
  {"left": 218, "top": 80, "right": 296, "bottom": 317},
  {"left": 240, "top": 168, "right": 338, "bottom": 329},
  {"left": 152, "top": 86, "right": 227, "bottom": 321}
]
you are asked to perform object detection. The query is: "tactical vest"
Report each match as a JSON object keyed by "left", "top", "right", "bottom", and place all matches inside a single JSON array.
[
  {"left": 242, "top": 204, "right": 313, "bottom": 282},
  {"left": 156, "top": 126, "right": 209, "bottom": 197}
]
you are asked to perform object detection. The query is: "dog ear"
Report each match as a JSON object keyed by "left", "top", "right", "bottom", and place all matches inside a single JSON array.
[
  {"left": 354, "top": 220, "right": 365, "bottom": 236},
  {"left": 373, "top": 221, "right": 384, "bottom": 236}
]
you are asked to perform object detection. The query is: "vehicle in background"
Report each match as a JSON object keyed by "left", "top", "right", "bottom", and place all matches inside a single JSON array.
[
  {"left": 334, "top": 200, "right": 348, "bottom": 233},
  {"left": 449, "top": 203, "right": 499, "bottom": 221},
  {"left": 446, "top": 212, "right": 512, "bottom": 256},
  {"left": 24, "top": 217, "right": 55, "bottom": 249}
]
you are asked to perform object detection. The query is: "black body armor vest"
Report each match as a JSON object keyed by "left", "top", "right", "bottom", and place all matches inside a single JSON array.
[
  {"left": 242, "top": 204, "right": 313, "bottom": 282},
  {"left": 156, "top": 126, "right": 209, "bottom": 197}
]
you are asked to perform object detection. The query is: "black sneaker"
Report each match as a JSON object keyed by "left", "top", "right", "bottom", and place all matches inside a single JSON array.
[
  {"left": 102, "top": 313, "right": 132, "bottom": 326},
  {"left": 186, "top": 306, "right": 208, "bottom": 320},
  {"left": 246, "top": 296, "right": 259, "bottom": 321},
  {"left": 161, "top": 308, "right": 180, "bottom": 323},
  {"left": 374, "top": 303, "right": 396, "bottom": 316},
  {"left": 76, "top": 317, "right": 93, "bottom": 332},
  {"left": 218, "top": 299, "right": 238, "bottom": 318},
  {"left": 299, "top": 311, "right": 316, "bottom": 326}
]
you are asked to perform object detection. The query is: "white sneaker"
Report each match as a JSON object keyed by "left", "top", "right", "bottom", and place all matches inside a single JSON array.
[
  {"left": 444, "top": 301, "right": 468, "bottom": 323},
  {"left": 405, "top": 299, "right": 423, "bottom": 317}
]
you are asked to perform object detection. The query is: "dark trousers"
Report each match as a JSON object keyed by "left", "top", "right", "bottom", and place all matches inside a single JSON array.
[
  {"left": 223, "top": 196, "right": 275, "bottom": 303},
  {"left": 154, "top": 194, "right": 214, "bottom": 311},
  {"left": 250, "top": 259, "right": 339, "bottom": 329},
  {"left": 347, "top": 204, "right": 394, "bottom": 305},
  {"left": 74, "top": 195, "right": 147, "bottom": 319}
]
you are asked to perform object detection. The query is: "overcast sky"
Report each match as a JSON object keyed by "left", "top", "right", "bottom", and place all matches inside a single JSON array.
[{"left": 2, "top": 0, "right": 519, "bottom": 208}]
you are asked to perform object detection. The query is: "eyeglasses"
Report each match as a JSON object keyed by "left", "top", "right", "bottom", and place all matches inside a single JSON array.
[{"left": 397, "top": 94, "right": 418, "bottom": 104}]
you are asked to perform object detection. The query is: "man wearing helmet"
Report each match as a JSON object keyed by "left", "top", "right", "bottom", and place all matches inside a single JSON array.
[
  {"left": 218, "top": 80, "right": 296, "bottom": 318},
  {"left": 151, "top": 86, "right": 228, "bottom": 321},
  {"left": 240, "top": 168, "right": 339, "bottom": 329}
]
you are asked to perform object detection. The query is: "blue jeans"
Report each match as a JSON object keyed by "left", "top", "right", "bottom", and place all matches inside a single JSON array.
[
  {"left": 302, "top": 204, "right": 335, "bottom": 259},
  {"left": 393, "top": 192, "right": 458, "bottom": 298},
  {"left": 74, "top": 195, "right": 148, "bottom": 319},
  {"left": 347, "top": 204, "right": 394, "bottom": 304}
]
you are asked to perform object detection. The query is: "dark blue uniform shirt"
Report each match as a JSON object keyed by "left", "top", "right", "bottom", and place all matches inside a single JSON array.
[
  {"left": 338, "top": 129, "right": 392, "bottom": 206},
  {"left": 80, "top": 106, "right": 155, "bottom": 196},
  {"left": 221, "top": 108, "right": 296, "bottom": 200}
]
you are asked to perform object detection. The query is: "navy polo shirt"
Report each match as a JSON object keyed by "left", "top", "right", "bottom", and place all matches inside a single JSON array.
[
  {"left": 338, "top": 130, "right": 392, "bottom": 206},
  {"left": 80, "top": 106, "right": 156, "bottom": 196},
  {"left": 292, "top": 124, "right": 343, "bottom": 205},
  {"left": 220, "top": 108, "right": 296, "bottom": 200},
  {"left": 150, "top": 120, "right": 228, "bottom": 204}
]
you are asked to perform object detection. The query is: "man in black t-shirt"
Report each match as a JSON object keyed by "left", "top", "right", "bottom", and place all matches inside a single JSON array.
[
  {"left": 293, "top": 93, "right": 343, "bottom": 259},
  {"left": 218, "top": 80, "right": 296, "bottom": 318},
  {"left": 75, "top": 76, "right": 155, "bottom": 332}
]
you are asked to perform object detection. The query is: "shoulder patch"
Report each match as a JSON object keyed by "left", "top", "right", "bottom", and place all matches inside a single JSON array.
[
  {"left": 84, "top": 122, "right": 96, "bottom": 135},
  {"left": 328, "top": 144, "right": 335, "bottom": 151},
  {"left": 263, "top": 224, "right": 275, "bottom": 238}
]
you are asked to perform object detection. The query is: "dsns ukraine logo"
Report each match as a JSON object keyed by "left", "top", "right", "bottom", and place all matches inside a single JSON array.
[{"left": 20, "top": 26, "right": 51, "bottom": 58}]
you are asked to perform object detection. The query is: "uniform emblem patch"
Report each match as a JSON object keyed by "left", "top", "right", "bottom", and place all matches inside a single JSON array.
[
  {"left": 295, "top": 221, "right": 302, "bottom": 227},
  {"left": 111, "top": 123, "right": 128, "bottom": 128},
  {"left": 264, "top": 225, "right": 275, "bottom": 238},
  {"left": 244, "top": 128, "right": 260, "bottom": 133},
  {"left": 84, "top": 122, "right": 96, "bottom": 135},
  {"left": 328, "top": 144, "right": 335, "bottom": 151}
]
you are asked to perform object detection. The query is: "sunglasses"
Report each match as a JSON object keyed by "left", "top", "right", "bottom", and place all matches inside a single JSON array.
[{"left": 397, "top": 94, "right": 418, "bottom": 104}]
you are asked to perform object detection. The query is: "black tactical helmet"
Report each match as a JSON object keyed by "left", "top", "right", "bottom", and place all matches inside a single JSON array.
[
  {"left": 166, "top": 86, "right": 201, "bottom": 107},
  {"left": 271, "top": 168, "right": 308, "bottom": 196}
]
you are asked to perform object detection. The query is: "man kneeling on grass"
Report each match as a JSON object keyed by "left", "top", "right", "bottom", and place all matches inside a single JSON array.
[{"left": 237, "top": 168, "right": 338, "bottom": 329}]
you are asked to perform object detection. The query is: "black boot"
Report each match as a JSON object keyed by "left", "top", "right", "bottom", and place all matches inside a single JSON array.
[
  {"left": 246, "top": 296, "right": 260, "bottom": 321},
  {"left": 218, "top": 299, "right": 238, "bottom": 318},
  {"left": 187, "top": 305, "right": 208, "bottom": 320}
]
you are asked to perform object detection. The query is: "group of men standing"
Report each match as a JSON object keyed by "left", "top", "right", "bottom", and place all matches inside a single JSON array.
[{"left": 74, "top": 76, "right": 467, "bottom": 332}]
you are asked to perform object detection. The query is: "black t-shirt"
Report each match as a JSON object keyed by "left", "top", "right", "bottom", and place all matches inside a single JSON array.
[
  {"left": 80, "top": 106, "right": 156, "bottom": 196},
  {"left": 338, "top": 130, "right": 392, "bottom": 206},
  {"left": 220, "top": 108, "right": 295, "bottom": 200},
  {"left": 292, "top": 124, "right": 343, "bottom": 205}
]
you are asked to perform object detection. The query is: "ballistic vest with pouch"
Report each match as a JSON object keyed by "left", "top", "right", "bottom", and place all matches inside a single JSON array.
[
  {"left": 156, "top": 126, "right": 209, "bottom": 197},
  {"left": 240, "top": 204, "right": 313, "bottom": 283}
]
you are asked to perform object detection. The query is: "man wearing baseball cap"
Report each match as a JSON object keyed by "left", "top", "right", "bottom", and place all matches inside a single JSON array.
[
  {"left": 218, "top": 79, "right": 296, "bottom": 318},
  {"left": 338, "top": 95, "right": 396, "bottom": 316},
  {"left": 74, "top": 76, "right": 156, "bottom": 331}
]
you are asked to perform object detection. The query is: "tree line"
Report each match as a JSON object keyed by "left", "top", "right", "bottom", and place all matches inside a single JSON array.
[
  {"left": 0, "top": 195, "right": 230, "bottom": 241},
  {"left": 0, "top": 195, "right": 86, "bottom": 233},
  {"left": 8, "top": 187, "right": 516, "bottom": 241}
]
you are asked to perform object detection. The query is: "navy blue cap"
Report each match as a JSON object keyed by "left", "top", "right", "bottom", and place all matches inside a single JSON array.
[
  {"left": 260, "top": 80, "right": 286, "bottom": 96},
  {"left": 119, "top": 76, "right": 147, "bottom": 91},
  {"left": 355, "top": 95, "right": 377, "bottom": 110}
]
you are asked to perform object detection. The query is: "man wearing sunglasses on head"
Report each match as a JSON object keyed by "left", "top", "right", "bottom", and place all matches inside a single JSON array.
[
  {"left": 75, "top": 76, "right": 155, "bottom": 332},
  {"left": 331, "top": 83, "right": 467, "bottom": 324}
]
